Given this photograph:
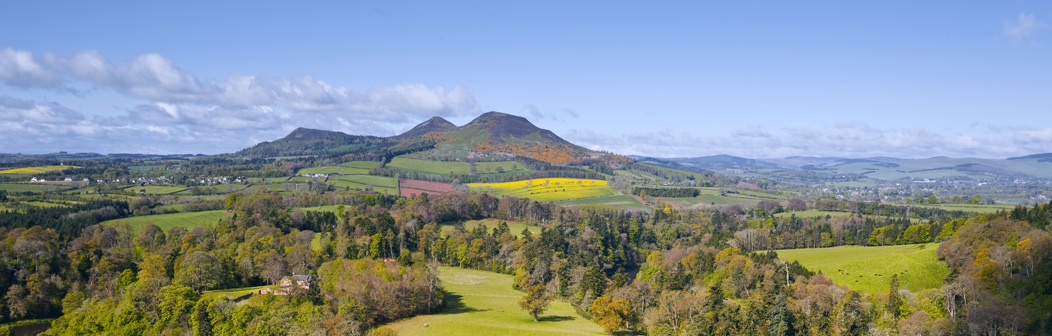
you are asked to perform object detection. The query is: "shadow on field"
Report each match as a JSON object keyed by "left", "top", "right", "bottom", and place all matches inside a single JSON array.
[
  {"left": 437, "top": 292, "right": 482, "bottom": 314},
  {"left": 538, "top": 315, "right": 573, "bottom": 322}
]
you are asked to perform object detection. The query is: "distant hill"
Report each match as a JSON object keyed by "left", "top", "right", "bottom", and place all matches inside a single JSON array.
[
  {"left": 410, "top": 112, "right": 600, "bottom": 164},
  {"left": 395, "top": 117, "right": 456, "bottom": 139},
  {"left": 656, "top": 154, "right": 779, "bottom": 169},
  {"left": 233, "top": 112, "right": 621, "bottom": 165},
  {"left": 234, "top": 127, "right": 393, "bottom": 158},
  {"left": 642, "top": 153, "right": 1052, "bottom": 181}
]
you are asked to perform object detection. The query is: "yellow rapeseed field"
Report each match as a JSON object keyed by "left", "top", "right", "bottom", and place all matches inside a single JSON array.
[
  {"left": 0, "top": 165, "right": 81, "bottom": 174},
  {"left": 468, "top": 178, "right": 614, "bottom": 202}
]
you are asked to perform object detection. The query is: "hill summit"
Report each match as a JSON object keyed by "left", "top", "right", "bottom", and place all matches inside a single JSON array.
[
  {"left": 404, "top": 111, "right": 596, "bottom": 164},
  {"left": 234, "top": 112, "right": 620, "bottom": 165},
  {"left": 396, "top": 117, "right": 456, "bottom": 139}
]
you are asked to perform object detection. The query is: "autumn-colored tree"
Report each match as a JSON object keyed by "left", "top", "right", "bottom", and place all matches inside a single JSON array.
[
  {"left": 590, "top": 296, "right": 632, "bottom": 333},
  {"left": 519, "top": 284, "right": 552, "bottom": 322}
]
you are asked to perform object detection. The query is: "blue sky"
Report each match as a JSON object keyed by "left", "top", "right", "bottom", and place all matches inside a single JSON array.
[{"left": 1, "top": 1, "right": 1050, "bottom": 158}]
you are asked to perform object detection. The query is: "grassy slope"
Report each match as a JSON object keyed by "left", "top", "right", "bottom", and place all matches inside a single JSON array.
[
  {"left": 556, "top": 195, "right": 647, "bottom": 209},
  {"left": 388, "top": 157, "right": 471, "bottom": 175},
  {"left": 202, "top": 285, "right": 272, "bottom": 300},
  {"left": 385, "top": 267, "right": 605, "bottom": 336},
  {"left": 123, "top": 185, "right": 189, "bottom": 195},
  {"left": 298, "top": 166, "right": 370, "bottom": 175},
  {"left": 0, "top": 183, "right": 57, "bottom": 192},
  {"left": 776, "top": 243, "right": 949, "bottom": 294},
  {"left": 102, "top": 210, "right": 228, "bottom": 233}
]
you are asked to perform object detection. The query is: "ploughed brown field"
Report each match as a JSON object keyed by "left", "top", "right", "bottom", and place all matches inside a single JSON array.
[{"left": 400, "top": 179, "right": 455, "bottom": 198}]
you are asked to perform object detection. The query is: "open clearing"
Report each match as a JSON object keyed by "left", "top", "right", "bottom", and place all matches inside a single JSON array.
[
  {"left": 123, "top": 185, "right": 189, "bottom": 195},
  {"left": 556, "top": 195, "right": 647, "bottom": 209},
  {"left": 385, "top": 267, "right": 605, "bottom": 336},
  {"left": 776, "top": 243, "right": 949, "bottom": 294},
  {"left": 440, "top": 218, "right": 540, "bottom": 237},
  {"left": 0, "top": 183, "right": 64, "bottom": 193},
  {"left": 0, "top": 165, "right": 80, "bottom": 174},
  {"left": 298, "top": 166, "right": 370, "bottom": 175},
  {"left": 469, "top": 178, "right": 615, "bottom": 202},
  {"left": 102, "top": 210, "right": 229, "bottom": 233}
]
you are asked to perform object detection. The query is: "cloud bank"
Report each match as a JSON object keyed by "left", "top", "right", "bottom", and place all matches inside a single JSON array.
[
  {"left": 566, "top": 123, "right": 1052, "bottom": 159},
  {"left": 0, "top": 47, "right": 479, "bottom": 154}
]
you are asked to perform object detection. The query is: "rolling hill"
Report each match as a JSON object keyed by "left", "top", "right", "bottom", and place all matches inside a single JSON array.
[
  {"left": 233, "top": 112, "right": 616, "bottom": 165},
  {"left": 408, "top": 112, "right": 600, "bottom": 164}
]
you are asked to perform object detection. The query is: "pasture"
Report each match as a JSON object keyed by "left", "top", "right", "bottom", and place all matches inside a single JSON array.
[
  {"left": 0, "top": 183, "right": 60, "bottom": 193},
  {"left": 298, "top": 166, "right": 370, "bottom": 176},
  {"left": 330, "top": 175, "right": 398, "bottom": 195},
  {"left": 340, "top": 161, "right": 380, "bottom": 169},
  {"left": 388, "top": 157, "right": 471, "bottom": 175},
  {"left": 468, "top": 178, "right": 615, "bottom": 202},
  {"left": 385, "top": 267, "right": 605, "bottom": 336},
  {"left": 775, "top": 243, "right": 949, "bottom": 294},
  {"left": 556, "top": 195, "right": 647, "bottom": 209},
  {"left": 101, "top": 210, "right": 229, "bottom": 233},
  {"left": 123, "top": 185, "right": 189, "bottom": 195},
  {"left": 0, "top": 165, "right": 80, "bottom": 174},
  {"left": 202, "top": 285, "right": 271, "bottom": 300}
]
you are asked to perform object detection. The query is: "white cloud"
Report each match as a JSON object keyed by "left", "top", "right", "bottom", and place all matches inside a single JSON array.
[
  {"left": 0, "top": 47, "right": 479, "bottom": 121},
  {"left": 0, "top": 47, "right": 483, "bottom": 153},
  {"left": 0, "top": 48, "right": 62, "bottom": 87},
  {"left": 1004, "top": 13, "right": 1043, "bottom": 44}
]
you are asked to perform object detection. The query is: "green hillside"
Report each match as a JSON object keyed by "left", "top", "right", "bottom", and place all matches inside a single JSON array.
[
  {"left": 385, "top": 267, "right": 605, "bottom": 336},
  {"left": 776, "top": 243, "right": 949, "bottom": 294}
]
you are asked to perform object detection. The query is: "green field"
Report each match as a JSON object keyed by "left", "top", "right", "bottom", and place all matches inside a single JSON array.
[
  {"left": 0, "top": 183, "right": 55, "bottom": 193},
  {"left": 102, "top": 210, "right": 229, "bottom": 233},
  {"left": 298, "top": 166, "right": 370, "bottom": 175},
  {"left": 555, "top": 195, "right": 647, "bottom": 209},
  {"left": 385, "top": 267, "right": 605, "bottom": 336},
  {"left": 776, "top": 243, "right": 949, "bottom": 294},
  {"left": 202, "top": 285, "right": 271, "bottom": 300},
  {"left": 123, "top": 185, "right": 189, "bottom": 195},
  {"left": 440, "top": 219, "right": 540, "bottom": 237},
  {"left": 775, "top": 210, "right": 853, "bottom": 218},
  {"left": 340, "top": 161, "right": 380, "bottom": 169},
  {"left": 330, "top": 175, "right": 398, "bottom": 195},
  {"left": 388, "top": 157, "right": 472, "bottom": 175},
  {"left": 469, "top": 178, "right": 615, "bottom": 202}
]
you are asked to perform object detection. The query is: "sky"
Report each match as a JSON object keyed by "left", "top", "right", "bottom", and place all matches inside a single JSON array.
[{"left": 1, "top": 1, "right": 1050, "bottom": 159}]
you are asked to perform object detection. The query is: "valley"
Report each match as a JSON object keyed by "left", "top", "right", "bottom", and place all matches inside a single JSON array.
[{"left": 1, "top": 112, "right": 1050, "bottom": 335}]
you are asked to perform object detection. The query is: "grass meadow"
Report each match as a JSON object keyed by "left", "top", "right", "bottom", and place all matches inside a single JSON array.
[
  {"left": 123, "top": 185, "right": 189, "bottom": 195},
  {"left": 555, "top": 195, "right": 647, "bottom": 209},
  {"left": 102, "top": 210, "right": 229, "bottom": 233},
  {"left": 298, "top": 166, "right": 370, "bottom": 175},
  {"left": 468, "top": 178, "right": 614, "bottom": 202},
  {"left": 776, "top": 243, "right": 949, "bottom": 294},
  {"left": 385, "top": 267, "right": 605, "bottom": 336}
]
